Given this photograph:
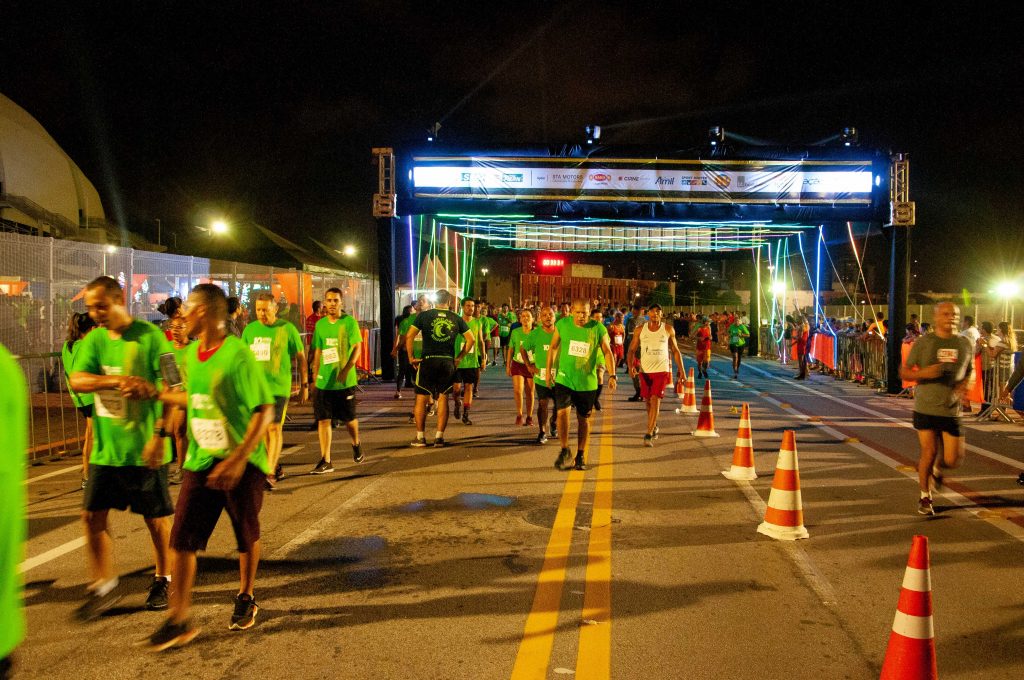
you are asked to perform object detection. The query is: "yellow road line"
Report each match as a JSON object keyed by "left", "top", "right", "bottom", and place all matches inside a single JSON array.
[
  {"left": 576, "top": 409, "right": 614, "bottom": 678},
  {"left": 509, "top": 446, "right": 589, "bottom": 680}
]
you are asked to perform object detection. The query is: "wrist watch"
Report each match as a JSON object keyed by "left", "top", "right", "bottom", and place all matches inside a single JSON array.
[{"left": 157, "top": 427, "right": 169, "bottom": 438}]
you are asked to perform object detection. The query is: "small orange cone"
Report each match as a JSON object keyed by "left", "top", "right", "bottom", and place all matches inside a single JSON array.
[
  {"left": 691, "top": 380, "right": 720, "bottom": 437},
  {"left": 722, "top": 403, "right": 756, "bottom": 480},
  {"left": 756, "top": 430, "right": 808, "bottom": 539},
  {"left": 675, "top": 367, "right": 698, "bottom": 415},
  {"left": 880, "top": 535, "right": 937, "bottom": 680}
]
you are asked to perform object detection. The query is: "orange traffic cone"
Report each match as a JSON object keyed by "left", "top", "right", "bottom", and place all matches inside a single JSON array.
[
  {"left": 691, "top": 380, "right": 720, "bottom": 437},
  {"left": 756, "top": 430, "right": 808, "bottom": 539},
  {"left": 675, "top": 367, "right": 699, "bottom": 415},
  {"left": 722, "top": 403, "right": 756, "bottom": 480},
  {"left": 880, "top": 535, "right": 937, "bottom": 680}
]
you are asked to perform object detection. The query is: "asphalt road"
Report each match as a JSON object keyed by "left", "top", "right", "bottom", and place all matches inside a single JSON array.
[{"left": 13, "top": 351, "right": 1024, "bottom": 679}]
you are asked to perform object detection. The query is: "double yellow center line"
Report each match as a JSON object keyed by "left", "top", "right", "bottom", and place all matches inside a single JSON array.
[{"left": 510, "top": 409, "right": 614, "bottom": 679}]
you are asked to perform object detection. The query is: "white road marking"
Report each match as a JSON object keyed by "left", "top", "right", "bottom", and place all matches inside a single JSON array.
[{"left": 20, "top": 537, "right": 86, "bottom": 574}]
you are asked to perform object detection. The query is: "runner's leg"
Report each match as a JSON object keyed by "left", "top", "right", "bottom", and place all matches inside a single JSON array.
[
  {"left": 143, "top": 515, "right": 172, "bottom": 578},
  {"left": 239, "top": 541, "right": 260, "bottom": 597},
  {"left": 916, "top": 429, "right": 938, "bottom": 494},
  {"left": 317, "top": 419, "right": 332, "bottom": 463},
  {"left": 82, "top": 509, "right": 113, "bottom": 585},
  {"left": 168, "top": 549, "right": 197, "bottom": 624}
]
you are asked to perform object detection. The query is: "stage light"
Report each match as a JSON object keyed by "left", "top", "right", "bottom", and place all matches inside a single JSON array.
[
  {"left": 105, "top": 245, "right": 116, "bottom": 253},
  {"left": 708, "top": 126, "right": 725, "bottom": 146},
  {"left": 771, "top": 280, "right": 787, "bottom": 296},
  {"left": 585, "top": 124, "right": 601, "bottom": 145},
  {"left": 343, "top": 245, "right": 356, "bottom": 256},
  {"left": 995, "top": 281, "right": 1020, "bottom": 299},
  {"left": 211, "top": 220, "right": 229, "bottom": 235},
  {"left": 840, "top": 127, "right": 858, "bottom": 147}
]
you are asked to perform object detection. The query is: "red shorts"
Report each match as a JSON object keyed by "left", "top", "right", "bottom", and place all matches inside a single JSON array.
[
  {"left": 696, "top": 349, "right": 711, "bottom": 362},
  {"left": 639, "top": 372, "right": 672, "bottom": 399},
  {"left": 509, "top": 361, "right": 533, "bottom": 379}
]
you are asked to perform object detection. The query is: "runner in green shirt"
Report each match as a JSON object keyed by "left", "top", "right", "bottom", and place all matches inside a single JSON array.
[
  {"left": 62, "top": 311, "right": 96, "bottom": 488},
  {"left": 146, "top": 283, "right": 275, "bottom": 650},
  {"left": 497, "top": 303, "right": 516, "bottom": 365},
  {"left": 242, "top": 293, "right": 308, "bottom": 487},
  {"left": 453, "top": 298, "right": 487, "bottom": 425},
  {"left": 167, "top": 314, "right": 191, "bottom": 484},
  {"left": 0, "top": 344, "right": 26, "bottom": 676},
  {"left": 476, "top": 301, "right": 498, "bottom": 383},
  {"left": 545, "top": 299, "right": 617, "bottom": 471},
  {"left": 507, "top": 309, "right": 536, "bottom": 426},
  {"left": 727, "top": 319, "right": 750, "bottom": 380},
  {"left": 69, "top": 276, "right": 174, "bottom": 620},
  {"left": 310, "top": 287, "right": 363, "bottom": 473},
  {"left": 521, "top": 306, "right": 557, "bottom": 444}
]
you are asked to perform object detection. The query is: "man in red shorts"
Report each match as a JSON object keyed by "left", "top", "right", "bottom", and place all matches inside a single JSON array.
[{"left": 627, "top": 304, "right": 685, "bottom": 446}]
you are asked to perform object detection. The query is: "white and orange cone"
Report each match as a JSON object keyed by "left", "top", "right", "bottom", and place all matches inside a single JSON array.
[
  {"left": 691, "top": 380, "right": 720, "bottom": 437},
  {"left": 675, "top": 367, "right": 699, "bottom": 415},
  {"left": 880, "top": 535, "right": 937, "bottom": 680},
  {"left": 722, "top": 403, "right": 756, "bottom": 480},
  {"left": 756, "top": 430, "right": 808, "bottom": 539}
]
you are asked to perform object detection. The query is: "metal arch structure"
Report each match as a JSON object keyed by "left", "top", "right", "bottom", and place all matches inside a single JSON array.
[{"left": 374, "top": 144, "right": 909, "bottom": 390}]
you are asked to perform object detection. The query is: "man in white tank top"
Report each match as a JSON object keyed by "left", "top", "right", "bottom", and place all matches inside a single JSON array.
[{"left": 627, "top": 304, "right": 685, "bottom": 446}]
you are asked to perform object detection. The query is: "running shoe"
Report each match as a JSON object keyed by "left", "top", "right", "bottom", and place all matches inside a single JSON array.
[
  {"left": 917, "top": 497, "right": 935, "bottom": 516},
  {"left": 653, "top": 426, "right": 659, "bottom": 440},
  {"left": 168, "top": 468, "right": 183, "bottom": 485},
  {"left": 264, "top": 476, "right": 276, "bottom": 491},
  {"left": 394, "top": 392, "right": 402, "bottom": 400},
  {"left": 536, "top": 432, "right": 548, "bottom": 445},
  {"left": 555, "top": 448, "right": 573, "bottom": 470},
  {"left": 462, "top": 413, "right": 473, "bottom": 425},
  {"left": 627, "top": 395, "right": 643, "bottom": 402},
  {"left": 550, "top": 426, "right": 558, "bottom": 439},
  {"left": 573, "top": 454, "right": 588, "bottom": 471},
  {"left": 525, "top": 416, "right": 534, "bottom": 426},
  {"left": 353, "top": 445, "right": 364, "bottom": 463},
  {"left": 643, "top": 434, "right": 654, "bottom": 447},
  {"left": 81, "top": 477, "right": 87, "bottom": 490},
  {"left": 145, "top": 618, "right": 200, "bottom": 652},
  {"left": 1018, "top": 472, "right": 1024, "bottom": 487},
  {"left": 515, "top": 415, "right": 524, "bottom": 426},
  {"left": 229, "top": 594, "right": 259, "bottom": 631},
  {"left": 74, "top": 585, "right": 123, "bottom": 622},
  {"left": 145, "top": 576, "right": 170, "bottom": 611},
  {"left": 407, "top": 413, "right": 415, "bottom": 424},
  {"left": 453, "top": 400, "right": 462, "bottom": 420},
  {"left": 433, "top": 437, "right": 446, "bottom": 448},
  {"left": 929, "top": 471, "right": 944, "bottom": 492},
  {"left": 274, "top": 463, "right": 284, "bottom": 481},
  {"left": 410, "top": 439, "right": 428, "bottom": 448},
  {"left": 309, "top": 458, "right": 334, "bottom": 475},
  {"left": 593, "top": 400, "right": 602, "bottom": 411},
  {"left": 427, "top": 403, "right": 437, "bottom": 417}
]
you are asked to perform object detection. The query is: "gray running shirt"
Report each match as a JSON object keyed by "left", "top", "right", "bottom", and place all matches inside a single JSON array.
[{"left": 905, "top": 334, "right": 973, "bottom": 417}]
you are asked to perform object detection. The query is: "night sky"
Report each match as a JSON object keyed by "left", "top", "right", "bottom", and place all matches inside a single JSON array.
[{"left": 3, "top": 1, "right": 1022, "bottom": 292}]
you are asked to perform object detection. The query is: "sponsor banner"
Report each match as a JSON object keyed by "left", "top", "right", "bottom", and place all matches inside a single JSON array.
[{"left": 412, "top": 161, "right": 873, "bottom": 204}]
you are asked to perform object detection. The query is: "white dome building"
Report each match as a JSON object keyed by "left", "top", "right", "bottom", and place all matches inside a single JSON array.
[{"left": 0, "top": 92, "right": 111, "bottom": 242}]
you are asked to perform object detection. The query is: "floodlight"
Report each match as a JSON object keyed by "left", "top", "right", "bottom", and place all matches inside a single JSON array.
[
  {"left": 995, "top": 281, "right": 1020, "bottom": 299},
  {"left": 211, "top": 220, "right": 229, "bottom": 234},
  {"left": 708, "top": 126, "right": 725, "bottom": 146},
  {"left": 840, "top": 127, "right": 858, "bottom": 147},
  {"left": 771, "top": 280, "right": 787, "bottom": 296}
]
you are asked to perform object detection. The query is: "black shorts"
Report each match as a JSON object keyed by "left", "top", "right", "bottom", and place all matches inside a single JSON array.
[
  {"left": 729, "top": 344, "right": 744, "bottom": 355},
  {"left": 83, "top": 464, "right": 174, "bottom": 518},
  {"left": 77, "top": 404, "right": 94, "bottom": 419},
  {"left": 170, "top": 463, "right": 265, "bottom": 553},
  {"left": 455, "top": 367, "right": 479, "bottom": 385},
  {"left": 500, "top": 334, "right": 511, "bottom": 348},
  {"left": 535, "top": 383, "right": 554, "bottom": 401},
  {"left": 416, "top": 357, "right": 457, "bottom": 398},
  {"left": 912, "top": 411, "right": 962, "bottom": 437},
  {"left": 553, "top": 384, "right": 598, "bottom": 418},
  {"left": 314, "top": 387, "right": 357, "bottom": 423},
  {"left": 273, "top": 395, "right": 288, "bottom": 425}
]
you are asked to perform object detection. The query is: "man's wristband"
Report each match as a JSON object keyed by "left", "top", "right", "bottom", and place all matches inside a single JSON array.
[{"left": 157, "top": 427, "right": 169, "bottom": 438}]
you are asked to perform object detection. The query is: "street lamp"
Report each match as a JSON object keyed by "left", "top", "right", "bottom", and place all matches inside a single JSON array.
[
  {"left": 211, "top": 220, "right": 229, "bottom": 235},
  {"left": 343, "top": 244, "right": 356, "bottom": 257},
  {"left": 994, "top": 280, "right": 1020, "bottom": 324}
]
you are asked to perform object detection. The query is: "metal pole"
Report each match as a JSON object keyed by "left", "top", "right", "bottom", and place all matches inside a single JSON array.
[{"left": 886, "top": 222, "right": 910, "bottom": 394}]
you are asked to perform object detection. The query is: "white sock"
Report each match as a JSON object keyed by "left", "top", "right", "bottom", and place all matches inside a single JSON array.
[
  {"left": 416, "top": 432, "right": 425, "bottom": 440},
  {"left": 435, "top": 431, "right": 444, "bottom": 440},
  {"left": 94, "top": 577, "right": 119, "bottom": 597},
  {"left": 156, "top": 574, "right": 172, "bottom": 582},
  {"left": 920, "top": 490, "right": 931, "bottom": 500}
]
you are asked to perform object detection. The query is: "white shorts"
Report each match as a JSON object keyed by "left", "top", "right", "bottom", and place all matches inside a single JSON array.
[{"left": 490, "top": 337, "right": 501, "bottom": 349}]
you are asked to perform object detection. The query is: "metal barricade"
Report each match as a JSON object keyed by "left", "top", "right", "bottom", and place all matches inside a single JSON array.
[
  {"left": 978, "top": 347, "right": 1017, "bottom": 421},
  {"left": 15, "top": 351, "right": 86, "bottom": 463}
]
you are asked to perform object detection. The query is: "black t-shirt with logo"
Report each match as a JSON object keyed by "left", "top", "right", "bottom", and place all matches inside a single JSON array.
[{"left": 413, "top": 309, "right": 470, "bottom": 359}]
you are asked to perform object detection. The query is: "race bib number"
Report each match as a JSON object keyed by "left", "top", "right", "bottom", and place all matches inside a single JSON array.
[
  {"left": 568, "top": 340, "right": 590, "bottom": 358},
  {"left": 500, "top": 325, "right": 510, "bottom": 333},
  {"left": 191, "top": 417, "right": 230, "bottom": 450},
  {"left": 527, "top": 350, "right": 535, "bottom": 362},
  {"left": 94, "top": 391, "right": 126, "bottom": 419},
  {"left": 613, "top": 335, "right": 624, "bottom": 345},
  {"left": 937, "top": 348, "right": 959, "bottom": 363},
  {"left": 538, "top": 367, "right": 548, "bottom": 380},
  {"left": 322, "top": 347, "right": 340, "bottom": 365},
  {"left": 251, "top": 338, "right": 271, "bottom": 361}
]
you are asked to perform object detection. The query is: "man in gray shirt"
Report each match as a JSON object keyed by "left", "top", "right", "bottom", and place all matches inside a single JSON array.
[{"left": 899, "top": 302, "right": 973, "bottom": 516}]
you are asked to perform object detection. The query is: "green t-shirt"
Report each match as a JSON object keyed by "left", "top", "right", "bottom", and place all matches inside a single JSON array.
[
  {"left": 182, "top": 336, "right": 274, "bottom": 474},
  {"left": 172, "top": 342, "right": 191, "bottom": 386},
  {"left": 399, "top": 314, "right": 422, "bottom": 359},
  {"left": 62, "top": 340, "right": 94, "bottom": 408},
  {"left": 0, "top": 344, "right": 26, "bottom": 659},
  {"left": 313, "top": 314, "right": 363, "bottom": 390},
  {"left": 242, "top": 319, "right": 303, "bottom": 397},
  {"left": 455, "top": 317, "right": 483, "bottom": 369},
  {"left": 523, "top": 326, "right": 554, "bottom": 386},
  {"left": 71, "top": 319, "right": 173, "bottom": 467},
  {"left": 479, "top": 315, "right": 497, "bottom": 341},
  {"left": 553, "top": 317, "right": 608, "bottom": 392},
  {"left": 509, "top": 326, "right": 532, "bottom": 364},
  {"left": 498, "top": 312, "right": 515, "bottom": 337},
  {"left": 728, "top": 323, "right": 749, "bottom": 347}
]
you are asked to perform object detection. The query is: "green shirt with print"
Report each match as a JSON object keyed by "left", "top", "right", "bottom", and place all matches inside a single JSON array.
[
  {"left": 508, "top": 326, "right": 532, "bottom": 364},
  {"left": 242, "top": 319, "right": 303, "bottom": 397},
  {"left": 728, "top": 323, "right": 749, "bottom": 347},
  {"left": 399, "top": 314, "right": 422, "bottom": 359},
  {"left": 479, "top": 315, "right": 497, "bottom": 343},
  {"left": 182, "top": 336, "right": 274, "bottom": 474},
  {"left": 62, "top": 340, "right": 94, "bottom": 408},
  {"left": 0, "top": 344, "right": 26, "bottom": 660},
  {"left": 498, "top": 312, "right": 516, "bottom": 338},
  {"left": 454, "top": 317, "right": 483, "bottom": 369},
  {"left": 553, "top": 316, "right": 608, "bottom": 392},
  {"left": 71, "top": 319, "right": 172, "bottom": 467},
  {"left": 313, "top": 314, "right": 363, "bottom": 390},
  {"left": 522, "top": 326, "right": 554, "bottom": 387}
]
